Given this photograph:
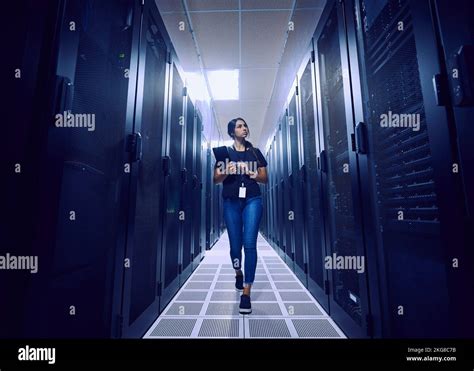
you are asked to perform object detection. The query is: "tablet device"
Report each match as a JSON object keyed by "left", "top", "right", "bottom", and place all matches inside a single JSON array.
[{"left": 212, "top": 146, "right": 230, "bottom": 163}]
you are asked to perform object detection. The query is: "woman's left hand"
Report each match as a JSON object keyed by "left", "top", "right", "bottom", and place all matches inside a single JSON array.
[{"left": 237, "top": 161, "right": 249, "bottom": 173}]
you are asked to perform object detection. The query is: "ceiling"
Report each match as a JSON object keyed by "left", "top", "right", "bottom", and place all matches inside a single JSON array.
[{"left": 156, "top": 0, "right": 325, "bottom": 149}]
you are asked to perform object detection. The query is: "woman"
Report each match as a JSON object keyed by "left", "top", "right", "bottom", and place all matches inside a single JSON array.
[{"left": 213, "top": 117, "right": 268, "bottom": 314}]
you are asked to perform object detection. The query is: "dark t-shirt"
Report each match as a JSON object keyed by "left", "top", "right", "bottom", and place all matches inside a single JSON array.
[{"left": 214, "top": 146, "right": 268, "bottom": 199}]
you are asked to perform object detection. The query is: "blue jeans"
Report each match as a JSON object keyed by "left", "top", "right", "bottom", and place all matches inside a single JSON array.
[{"left": 223, "top": 195, "right": 263, "bottom": 285}]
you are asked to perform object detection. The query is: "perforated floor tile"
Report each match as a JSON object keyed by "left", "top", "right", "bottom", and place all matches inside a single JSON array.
[
  {"left": 248, "top": 319, "right": 291, "bottom": 338},
  {"left": 164, "top": 302, "right": 203, "bottom": 316},
  {"left": 148, "top": 318, "right": 196, "bottom": 337},
  {"left": 206, "top": 302, "right": 240, "bottom": 316},
  {"left": 184, "top": 281, "right": 212, "bottom": 290},
  {"left": 279, "top": 291, "right": 313, "bottom": 301},
  {"left": 210, "top": 291, "right": 241, "bottom": 302},
  {"left": 198, "top": 319, "right": 240, "bottom": 338},
  {"left": 175, "top": 291, "right": 208, "bottom": 301},
  {"left": 281, "top": 302, "right": 324, "bottom": 316},
  {"left": 292, "top": 319, "right": 343, "bottom": 338}
]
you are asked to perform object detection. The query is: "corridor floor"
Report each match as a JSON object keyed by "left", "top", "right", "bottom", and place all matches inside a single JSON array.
[{"left": 144, "top": 232, "right": 346, "bottom": 339}]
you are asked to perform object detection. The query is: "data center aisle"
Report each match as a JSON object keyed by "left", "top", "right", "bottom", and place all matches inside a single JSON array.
[{"left": 144, "top": 232, "right": 346, "bottom": 339}]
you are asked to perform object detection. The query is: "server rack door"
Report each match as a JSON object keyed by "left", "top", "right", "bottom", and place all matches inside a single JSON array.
[
  {"left": 261, "top": 186, "right": 265, "bottom": 236},
  {"left": 268, "top": 145, "right": 275, "bottom": 245},
  {"left": 4, "top": 0, "right": 67, "bottom": 336},
  {"left": 281, "top": 114, "right": 293, "bottom": 267},
  {"left": 276, "top": 122, "right": 286, "bottom": 259},
  {"left": 349, "top": 0, "right": 472, "bottom": 337},
  {"left": 299, "top": 55, "right": 329, "bottom": 311},
  {"left": 180, "top": 95, "right": 195, "bottom": 282},
  {"left": 24, "top": 0, "right": 138, "bottom": 337},
  {"left": 272, "top": 137, "right": 278, "bottom": 248},
  {"left": 210, "top": 182, "right": 215, "bottom": 245},
  {"left": 433, "top": 0, "right": 474, "bottom": 335},
  {"left": 205, "top": 148, "right": 212, "bottom": 250},
  {"left": 121, "top": 0, "right": 169, "bottom": 338},
  {"left": 160, "top": 58, "right": 185, "bottom": 311},
  {"left": 314, "top": 0, "right": 370, "bottom": 338},
  {"left": 193, "top": 111, "right": 203, "bottom": 267},
  {"left": 288, "top": 91, "right": 306, "bottom": 281},
  {"left": 216, "top": 186, "right": 221, "bottom": 239},
  {"left": 434, "top": 0, "right": 474, "bottom": 221}
]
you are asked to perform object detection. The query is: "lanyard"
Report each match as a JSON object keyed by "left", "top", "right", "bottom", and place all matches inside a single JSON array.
[{"left": 232, "top": 145, "right": 245, "bottom": 187}]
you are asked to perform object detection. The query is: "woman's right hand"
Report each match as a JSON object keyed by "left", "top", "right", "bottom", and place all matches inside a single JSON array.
[{"left": 226, "top": 161, "right": 237, "bottom": 175}]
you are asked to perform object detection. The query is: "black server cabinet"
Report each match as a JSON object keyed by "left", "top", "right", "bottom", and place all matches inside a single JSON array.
[
  {"left": 281, "top": 113, "right": 293, "bottom": 266},
  {"left": 287, "top": 90, "right": 306, "bottom": 282},
  {"left": 5, "top": 0, "right": 64, "bottom": 337},
  {"left": 268, "top": 143, "right": 275, "bottom": 246},
  {"left": 159, "top": 55, "right": 186, "bottom": 311},
  {"left": 298, "top": 53, "right": 329, "bottom": 312},
  {"left": 193, "top": 110, "right": 204, "bottom": 268},
  {"left": 434, "top": 0, "right": 474, "bottom": 322},
  {"left": 348, "top": 0, "right": 473, "bottom": 337},
  {"left": 121, "top": 0, "right": 169, "bottom": 338},
  {"left": 268, "top": 141, "right": 276, "bottom": 247},
  {"left": 11, "top": 0, "right": 139, "bottom": 337},
  {"left": 205, "top": 147, "right": 212, "bottom": 250},
  {"left": 314, "top": 0, "right": 371, "bottom": 338},
  {"left": 434, "top": 0, "right": 474, "bottom": 221},
  {"left": 266, "top": 144, "right": 272, "bottom": 245},
  {"left": 261, "top": 184, "right": 267, "bottom": 238},
  {"left": 275, "top": 117, "right": 287, "bottom": 261},
  {"left": 271, "top": 136, "right": 278, "bottom": 249},
  {"left": 180, "top": 94, "right": 195, "bottom": 282}
]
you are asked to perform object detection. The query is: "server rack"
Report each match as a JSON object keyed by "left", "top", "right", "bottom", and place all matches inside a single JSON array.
[
  {"left": 313, "top": 0, "right": 372, "bottom": 338},
  {"left": 347, "top": 0, "right": 474, "bottom": 337},
  {"left": 180, "top": 94, "right": 195, "bottom": 283},
  {"left": 276, "top": 115, "right": 287, "bottom": 262},
  {"left": 192, "top": 110, "right": 204, "bottom": 269},
  {"left": 205, "top": 147, "right": 212, "bottom": 250},
  {"left": 159, "top": 52, "right": 186, "bottom": 311},
  {"left": 7, "top": 0, "right": 142, "bottom": 337},
  {"left": 121, "top": 0, "right": 169, "bottom": 338},
  {"left": 297, "top": 50, "right": 329, "bottom": 312},
  {"left": 286, "top": 86, "right": 307, "bottom": 282},
  {"left": 269, "top": 140, "right": 277, "bottom": 248},
  {"left": 280, "top": 113, "right": 293, "bottom": 266},
  {"left": 272, "top": 135, "right": 279, "bottom": 250},
  {"left": 6, "top": 0, "right": 216, "bottom": 338}
]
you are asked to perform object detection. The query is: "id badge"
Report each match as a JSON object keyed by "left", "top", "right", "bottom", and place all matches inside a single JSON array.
[{"left": 239, "top": 182, "right": 246, "bottom": 198}]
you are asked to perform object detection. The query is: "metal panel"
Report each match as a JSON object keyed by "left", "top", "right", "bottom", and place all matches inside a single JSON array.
[
  {"left": 298, "top": 54, "right": 329, "bottom": 312},
  {"left": 248, "top": 319, "right": 291, "bottom": 338},
  {"left": 280, "top": 114, "right": 292, "bottom": 266},
  {"left": 160, "top": 58, "right": 185, "bottom": 310},
  {"left": 122, "top": 0, "right": 168, "bottom": 338},
  {"left": 180, "top": 96, "right": 195, "bottom": 281},
  {"left": 21, "top": 0, "right": 138, "bottom": 337},
  {"left": 192, "top": 111, "right": 203, "bottom": 267},
  {"left": 149, "top": 318, "right": 196, "bottom": 337},
  {"left": 287, "top": 92, "right": 306, "bottom": 282},
  {"left": 198, "top": 319, "right": 240, "bottom": 338},
  {"left": 351, "top": 0, "right": 473, "bottom": 337},
  {"left": 314, "top": 0, "right": 370, "bottom": 338},
  {"left": 292, "top": 319, "right": 341, "bottom": 338}
]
